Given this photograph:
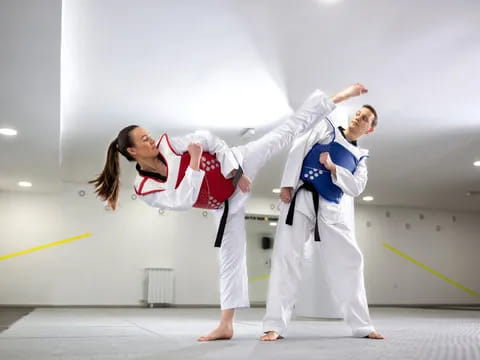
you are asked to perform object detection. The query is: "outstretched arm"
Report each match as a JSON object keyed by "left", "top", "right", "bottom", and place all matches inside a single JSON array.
[
  {"left": 287, "top": 83, "right": 369, "bottom": 139},
  {"left": 331, "top": 83, "right": 368, "bottom": 104}
]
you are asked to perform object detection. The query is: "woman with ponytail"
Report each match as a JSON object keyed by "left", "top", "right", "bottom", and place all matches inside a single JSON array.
[
  {"left": 90, "top": 83, "right": 369, "bottom": 341},
  {"left": 90, "top": 125, "right": 139, "bottom": 210}
]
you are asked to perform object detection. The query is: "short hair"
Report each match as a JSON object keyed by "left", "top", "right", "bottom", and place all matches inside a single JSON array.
[{"left": 362, "top": 104, "right": 378, "bottom": 128}]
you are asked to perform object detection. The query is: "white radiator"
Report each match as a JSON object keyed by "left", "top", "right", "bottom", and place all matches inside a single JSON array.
[{"left": 145, "top": 268, "right": 174, "bottom": 307}]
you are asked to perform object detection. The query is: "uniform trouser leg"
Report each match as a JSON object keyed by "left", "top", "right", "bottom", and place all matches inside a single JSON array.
[
  {"left": 318, "top": 220, "right": 375, "bottom": 337},
  {"left": 213, "top": 206, "right": 249, "bottom": 309},
  {"left": 262, "top": 199, "right": 376, "bottom": 337},
  {"left": 262, "top": 204, "right": 313, "bottom": 335},
  {"left": 212, "top": 118, "right": 298, "bottom": 309},
  {"left": 212, "top": 112, "right": 322, "bottom": 310},
  {"left": 235, "top": 114, "right": 317, "bottom": 182}
]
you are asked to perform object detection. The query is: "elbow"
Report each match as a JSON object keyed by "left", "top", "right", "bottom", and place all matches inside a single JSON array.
[
  {"left": 348, "top": 189, "right": 363, "bottom": 197},
  {"left": 178, "top": 188, "right": 201, "bottom": 209},
  {"left": 338, "top": 181, "right": 365, "bottom": 197},
  {"left": 347, "top": 184, "right": 366, "bottom": 197},
  {"left": 174, "top": 196, "right": 197, "bottom": 210}
]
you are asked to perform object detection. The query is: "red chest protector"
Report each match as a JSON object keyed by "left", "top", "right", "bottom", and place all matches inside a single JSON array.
[{"left": 134, "top": 133, "right": 235, "bottom": 209}]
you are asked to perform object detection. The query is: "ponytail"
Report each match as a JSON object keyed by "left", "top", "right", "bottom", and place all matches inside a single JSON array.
[
  {"left": 89, "top": 124, "right": 139, "bottom": 210},
  {"left": 89, "top": 139, "right": 121, "bottom": 210}
]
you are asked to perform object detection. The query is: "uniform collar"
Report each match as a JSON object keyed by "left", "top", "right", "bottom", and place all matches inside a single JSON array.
[
  {"left": 135, "top": 155, "right": 167, "bottom": 181},
  {"left": 338, "top": 126, "right": 357, "bottom": 147}
]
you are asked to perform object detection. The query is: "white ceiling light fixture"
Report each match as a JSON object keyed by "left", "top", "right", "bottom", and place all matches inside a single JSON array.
[
  {"left": 269, "top": 222, "right": 278, "bottom": 226},
  {"left": 466, "top": 191, "right": 480, "bottom": 197},
  {"left": 0, "top": 128, "right": 18, "bottom": 136},
  {"left": 272, "top": 188, "right": 281, "bottom": 194},
  {"left": 473, "top": 160, "right": 480, "bottom": 167},
  {"left": 18, "top": 181, "right": 32, "bottom": 188},
  {"left": 240, "top": 128, "right": 256, "bottom": 140},
  {"left": 362, "top": 196, "right": 374, "bottom": 202},
  {"left": 316, "top": 0, "right": 344, "bottom": 5}
]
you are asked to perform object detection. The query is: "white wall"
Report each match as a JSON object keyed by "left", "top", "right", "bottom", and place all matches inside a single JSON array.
[
  {"left": 356, "top": 205, "right": 480, "bottom": 305},
  {"left": 245, "top": 218, "right": 275, "bottom": 304},
  {"left": 0, "top": 185, "right": 218, "bottom": 306},
  {"left": 246, "top": 200, "right": 480, "bottom": 306},
  {"left": 0, "top": 189, "right": 479, "bottom": 306}
]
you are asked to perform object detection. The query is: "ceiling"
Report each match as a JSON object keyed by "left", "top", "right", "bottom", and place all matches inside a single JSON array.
[{"left": 1, "top": 0, "right": 479, "bottom": 211}]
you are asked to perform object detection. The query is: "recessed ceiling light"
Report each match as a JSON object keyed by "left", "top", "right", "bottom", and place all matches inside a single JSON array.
[
  {"left": 362, "top": 196, "right": 374, "bottom": 202},
  {"left": 0, "top": 128, "right": 17, "bottom": 136},
  {"left": 269, "top": 222, "right": 278, "bottom": 227},
  {"left": 18, "top": 181, "right": 32, "bottom": 187},
  {"left": 316, "top": 0, "right": 343, "bottom": 4},
  {"left": 240, "top": 128, "right": 256, "bottom": 139},
  {"left": 272, "top": 188, "right": 281, "bottom": 194},
  {"left": 474, "top": 161, "right": 480, "bottom": 167}
]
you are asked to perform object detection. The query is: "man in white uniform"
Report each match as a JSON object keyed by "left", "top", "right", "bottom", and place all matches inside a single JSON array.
[{"left": 261, "top": 100, "right": 384, "bottom": 341}]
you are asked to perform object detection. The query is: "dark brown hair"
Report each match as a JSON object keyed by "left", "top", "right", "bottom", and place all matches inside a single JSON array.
[
  {"left": 362, "top": 104, "right": 378, "bottom": 128},
  {"left": 89, "top": 125, "right": 138, "bottom": 210}
]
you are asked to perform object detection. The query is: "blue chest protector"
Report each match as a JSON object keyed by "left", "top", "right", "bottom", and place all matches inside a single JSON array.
[{"left": 300, "top": 123, "right": 363, "bottom": 204}]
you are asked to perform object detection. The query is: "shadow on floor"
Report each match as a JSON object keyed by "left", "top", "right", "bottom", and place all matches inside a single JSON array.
[{"left": 0, "top": 307, "right": 34, "bottom": 334}]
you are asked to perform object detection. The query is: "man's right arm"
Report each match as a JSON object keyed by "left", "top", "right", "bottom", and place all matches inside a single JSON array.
[{"left": 331, "top": 83, "right": 368, "bottom": 104}]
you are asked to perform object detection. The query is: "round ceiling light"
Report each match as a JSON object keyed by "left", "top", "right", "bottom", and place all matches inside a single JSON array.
[{"left": 0, "top": 128, "right": 18, "bottom": 136}]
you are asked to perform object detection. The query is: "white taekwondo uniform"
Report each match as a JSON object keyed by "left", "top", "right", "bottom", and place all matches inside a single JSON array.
[{"left": 262, "top": 115, "right": 376, "bottom": 337}]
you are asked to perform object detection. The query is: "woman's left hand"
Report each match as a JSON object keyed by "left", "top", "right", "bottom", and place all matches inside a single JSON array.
[{"left": 237, "top": 174, "right": 252, "bottom": 193}]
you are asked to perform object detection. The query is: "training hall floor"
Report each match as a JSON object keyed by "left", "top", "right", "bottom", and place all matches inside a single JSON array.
[{"left": 0, "top": 306, "right": 479, "bottom": 360}]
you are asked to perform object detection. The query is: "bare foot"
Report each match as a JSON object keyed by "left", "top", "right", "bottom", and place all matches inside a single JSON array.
[
  {"left": 365, "top": 331, "right": 384, "bottom": 339},
  {"left": 260, "top": 331, "right": 284, "bottom": 341},
  {"left": 198, "top": 325, "right": 233, "bottom": 342}
]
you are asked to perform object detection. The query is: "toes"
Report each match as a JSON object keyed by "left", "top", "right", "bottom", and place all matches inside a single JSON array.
[{"left": 260, "top": 332, "right": 283, "bottom": 341}]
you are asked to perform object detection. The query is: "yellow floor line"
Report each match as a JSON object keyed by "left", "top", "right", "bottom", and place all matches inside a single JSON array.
[
  {"left": 0, "top": 233, "right": 92, "bottom": 261},
  {"left": 382, "top": 242, "right": 478, "bottom": 297},
  {"left": 249, "top": 274, "right": 270, "bottom": 282}
]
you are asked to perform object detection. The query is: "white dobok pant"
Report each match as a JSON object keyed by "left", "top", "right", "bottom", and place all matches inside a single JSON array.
[
  {"left": 262, "top": 190, "right": 376, "bottom": 337},
  {"left": 212, "top": 117, "right": 320, "bottom": 310}
]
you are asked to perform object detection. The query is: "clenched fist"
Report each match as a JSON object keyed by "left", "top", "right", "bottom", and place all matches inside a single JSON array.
[
  {"left": 280, "top": 187, "right": 293, "bottom": 203},
  {"left": 237, "top": 174, "right": 252, "bottom": 193},
  {"left": 332, "top": 83, "right": 368, "bottom": 104},
  {"left": 319, "top": 152, "right": 336, "bottom": 173},
  {"left": 187, "top": 142, "right": 203, "bottom": 158},
  {"left": 188, "top": 143, "right": 203, "bottom": 171}
]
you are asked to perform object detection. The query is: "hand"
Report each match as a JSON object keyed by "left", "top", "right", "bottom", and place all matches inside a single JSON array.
[
  {"left": 237, "top": 174, "right": 252, "bottom": 193},
  {"left": 342, "top": 83, "right": 368, "bottom": 98},
  {"left": 187, "top": 142, "right": 203, "bottom": 159},
  {"left": 332, "top": 83, "right": 368, "bottom": 104},
  {"left": 279, "top": 187, "right": 293, "bottom": 203},
  {"left": 319, "top": 152, "right": 336, "bottom": 173},
  {"left": 188, "top": 143, "right": 203, "bottom": 171}
]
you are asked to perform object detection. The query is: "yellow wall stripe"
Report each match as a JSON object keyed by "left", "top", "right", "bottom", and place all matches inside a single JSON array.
[
  {"left": 0, "top": 233, "right": 92, "bottom": 261},
  {"left": 249, "top": 274, "right": 270, "bottom": 282},
  {"left": 382, "top": 242, "right": 478, "bottom": 297}
]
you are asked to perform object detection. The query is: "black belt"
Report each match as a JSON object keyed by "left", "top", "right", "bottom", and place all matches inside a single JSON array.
[
  {"left": 286, "top": 182, "right": 321, "bottom": 242},
  {"left": 214, "top": 199, "right": 229, "bottom": 248},
  {"left": 213, "top": 166, "right": 244, "bottom": 248}
]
